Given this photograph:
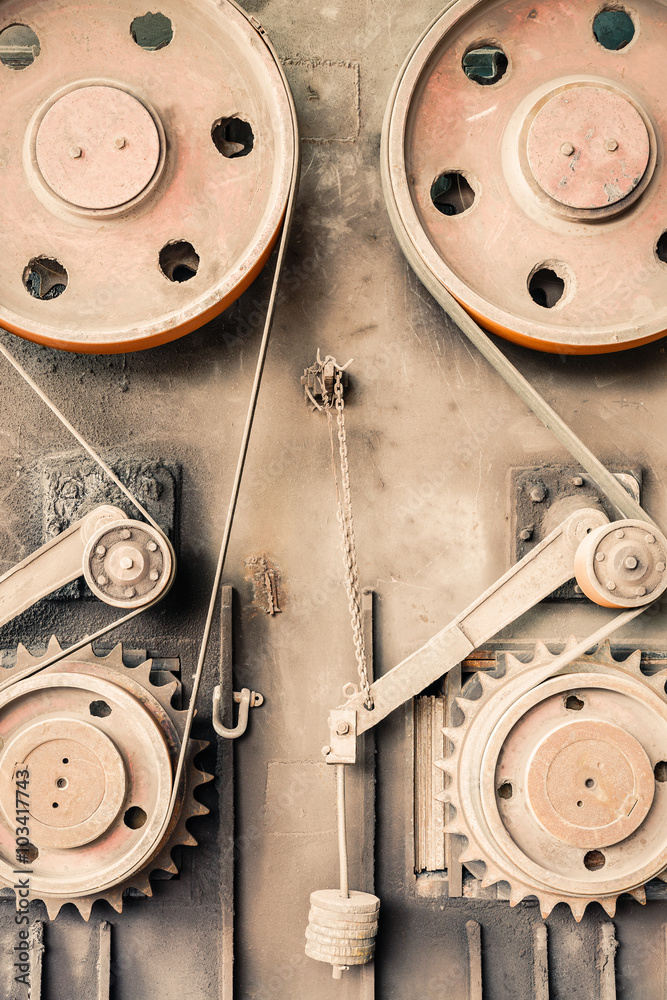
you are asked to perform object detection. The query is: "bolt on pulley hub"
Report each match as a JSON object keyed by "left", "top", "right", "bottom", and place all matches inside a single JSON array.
[
  {"left": 0, "top": 0, "right": 295, "bottom": 353},
  {"left": 382, "top": 0, "right": 667, "bottom": 353}
]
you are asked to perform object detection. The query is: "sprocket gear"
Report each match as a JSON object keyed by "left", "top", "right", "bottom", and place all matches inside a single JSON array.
[
  {"left": 0, "top": 638, "right": 211, "bottom": 920},
  {"left": 437, "top": 639, "right": 667, "bottom": 921}
]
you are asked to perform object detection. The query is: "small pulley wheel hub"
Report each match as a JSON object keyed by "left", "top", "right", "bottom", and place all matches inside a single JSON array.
[
  {"left": 83, "top": 519, "right": 175, "bottom": 609},
  {"left": 383, "top": 0, "right": 667, "bottom": 353},
  {"left": 574, "top": 519, "right": 667, "bottom": 608}
]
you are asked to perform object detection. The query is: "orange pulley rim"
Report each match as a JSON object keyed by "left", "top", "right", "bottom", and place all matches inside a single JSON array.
[{"left": 0, "top": 0, "right": 295, "bottom": 353}]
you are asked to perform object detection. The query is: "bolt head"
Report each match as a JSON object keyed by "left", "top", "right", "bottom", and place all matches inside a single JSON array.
[
  {"left": 336, "top": 722, "right": 350, "bottom": 736},
  {"left": 595, "top": 552, "right": 606, "bottom": 563},
  {"left": 519, "top": 528, "right": 533, "bottom": 542},
  {"left": 95, "top": 545, "right": 106, "bottom": 557},
  {"left": 572, "top": 476, "right": 584, "bottom": 487},
  {"left": 657, "top": 563, "right": 666, "bottom": 573},
  {"left": 114, "top": 137, "right": 127, "bottom": 149},
  {"left": 97, "top": 575, "right": 108, "bottom": 587},
  {"left": 529, "top": 484, "right": 547, "bottom": 503},
  {"left": 149, "top": 570, "right": 159, "bottom": 582},
  {"left": 646, "top": 534, "right": 656, "bottom": 545},
  {"left": 605, "top": 138, "right": 619, "bottom": 152},
  {"left": 119, "top": 556, "right": 134, "bottom": 570},
  {"left": 561, "top": 142, "right": 575, "bottom": 156},
  {"left": 124, "top": 587, "right": 136, "bottom": 598},
  {"left": 120, "top": 529, "right": 131, "bottom": 541},
  {"left": 615, "top": 529, "right": 625, "bottom": 539},
  {"left": 636, "top": 586, "right": 647, "bottom": 597},
  {"left": 624, "top": 556, "right": 639, "bottom": 570},
  {"left": 607, "top": 581, "right": 617, "bottom": 592},
  {"left": 68, "top": 145, "right": 82, "bottom": 159},
  {"left": 146, "top": 540, "right": 158, "bottom": 552}
]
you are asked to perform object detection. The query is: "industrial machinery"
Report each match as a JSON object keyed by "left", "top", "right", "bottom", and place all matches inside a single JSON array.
[{"left": 1, "top": 0, "right": 667, "bottom": 997}]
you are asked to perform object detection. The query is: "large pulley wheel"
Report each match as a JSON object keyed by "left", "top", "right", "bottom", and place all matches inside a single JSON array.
[
  {"left": 382, "top": 0, "right": 667, "bottom": 354},
  {"left": 0, "top": 0, "right": 295, "bottom": 353}
]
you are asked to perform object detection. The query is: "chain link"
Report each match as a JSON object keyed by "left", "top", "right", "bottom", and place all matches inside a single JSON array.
[{"left": 322, "top": 362, "right": 373, "bottom": 710}]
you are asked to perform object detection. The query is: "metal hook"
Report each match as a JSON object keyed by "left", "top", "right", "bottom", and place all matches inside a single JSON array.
[{"left": 212, "top": 686, "right": 264, "bottom": 740}]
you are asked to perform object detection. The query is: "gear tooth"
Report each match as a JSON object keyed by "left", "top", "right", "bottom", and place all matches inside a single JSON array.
[
  {"left": 599, "top": 897, "right": 617, "bottom": 918},
  {"left": 629, "top": 886, "right": 647, "bottom": 905},
  {"left": 15, "top": 642, "right": 35, "bottom": 667},
  {"left": 47, "top": 635, "right": 62, "bottom": 655},
  {"left": 41, "top": 896, "right": 66, "bottom": 921},
  {"left": 504, "top": 652, "right": 523, "bottom": 675},
  {"left": 458, "top": 848, "right": 478, "bottom": 865},
  {"left": 533, "top": 640, "right": 553, "bottom": 662},
  {"left": 657, "top": 871, "right": 667, "bottom": 883},
  {"left": 569, "top": 899, "right": 588, "bottom": 922},
  {"left": 105, "top": 643, "right": 125, "bottom": 667},
  {"left": 625, "top": 649, "right": 642, "bottom": 672},
  {"left": 539, "top": 896, "right": 556, "bottom": 920},
  {"left": 434, "top": 758, "right": 449, "bottom": 773},
  {"left": 480, "top": 872, "right": 500, "bottom": 890},
  {"left": 594, "top": 638, "right": 613, "bottom": 662},
  {"left": 434, "top": 790, "right": 450, "bottom": 804},
  {"left": 75, "top": 896, "right": 94, "bottom": 921},
  {"left": 192, "top": 802, "right": 210, "bottom": 817},
  {"left": 564, "top": 635, "right": 579, "bottom": 653},
  {"left": 181, "top": 832, "right": 198, "bottom": 847},
  {"left": 441, "top": 727, "right": 459, "bottom": 745},
  {"left": 508, "top": 886, "right": 527, "bottom": 907},
  {"left": 106, "top": 890, "right": 124, "bottom": 914}
]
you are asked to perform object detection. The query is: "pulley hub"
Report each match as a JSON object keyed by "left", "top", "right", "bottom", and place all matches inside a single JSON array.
[
  {"left": 526, "top": 86, "right": 651, "bottom": 211},
  {"left": 34, "top": 85, "right": 163, "bottom": 212}
]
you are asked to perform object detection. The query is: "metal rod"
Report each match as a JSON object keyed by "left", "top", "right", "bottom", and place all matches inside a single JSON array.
[
  {"left": 337, "top": 764, "right": 349, "bottom": 899},
  {"left": 0, "top": 341, "right": 160, "bottom": 532}
]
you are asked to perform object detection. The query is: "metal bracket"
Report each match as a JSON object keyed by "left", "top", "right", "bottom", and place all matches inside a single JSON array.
[
  {"left": 212, "top": 686, "right": 264, "bottom": 740},
  {"left": 323, "top": 709, "right": 357, "bottom": 764}
]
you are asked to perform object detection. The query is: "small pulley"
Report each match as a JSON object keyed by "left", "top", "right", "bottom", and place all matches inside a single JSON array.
[
  {"left": 382, "top": 0, "right": 667, "bottom": 353},
  {"left": 0, "top": 0, "right": 296, "bottom": 352},
  {"left": 305, "top": 765, "right": 379, "bottom": 978}
]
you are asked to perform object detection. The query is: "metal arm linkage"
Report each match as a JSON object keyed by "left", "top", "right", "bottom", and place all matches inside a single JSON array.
[{"left": 324, "top": 506, "right": 666, "bottom": 764}]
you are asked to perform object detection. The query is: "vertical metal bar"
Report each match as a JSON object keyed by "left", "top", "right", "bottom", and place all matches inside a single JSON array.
[
  {"left": 96, "top": 921, "right": 111, "bottom": 1000},
  {"left": 337, "top": 765, "right": 349, "bottom": 898},
  {"left": 28, "top": 920, "right": 44, "bottom": 1000},
  {"left": 445, "top": 663, "right": 463, "bottom": 896},
  {"left": 361, "top": 588, "right": 376, "bottom": 999},
  {"left": 533, "top": 923, "right": 549, "bottom": 1000},
  {"left": 219, "top": 585, "right": 234, "bottom": 1000},
  {"left": 466, "top": 920, "right": 483, "bottom": 1000},
  {"left": 598, "top": 923, "right": 618, "bottom": 1000}
]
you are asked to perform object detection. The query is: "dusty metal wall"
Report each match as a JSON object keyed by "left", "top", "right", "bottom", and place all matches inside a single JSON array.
[{"left": 0, "top": 0, "right": 666, "bottom": 997}]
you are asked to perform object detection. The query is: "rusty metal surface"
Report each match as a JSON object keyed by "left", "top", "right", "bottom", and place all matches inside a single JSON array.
[
  {"left": 384, "top": 0, "right": 667, "bottom": 352},
  {"left": 0, "top": 0, "right": 295, "bottom": 352}
]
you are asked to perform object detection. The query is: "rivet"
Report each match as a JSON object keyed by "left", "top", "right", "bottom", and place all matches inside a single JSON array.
[
  {"left": 595, "top": 553, "right": 606, "bottom": 563},
  {"left": 529, "top": 485, "right": 547, "bottom": 503},
  {"left": 120, "top": 529, "right": 131, "bottom": 541},
  {"left": 646, "top": 534, "right": 656, "bottom": 544},
  {"left": 322, "top": 746, "right": 332, "bottom": 757},
  {"left": 572, "top": 476, "right": 584, "bottom": 487},
  {"left": 574, "top": 584, "right": 583, "bottom": 595},
  {"left": 615, "top": 530, "right": 625, "bottom": 539},
  {"left": 519, "top": 528, "right": 533, "bottom": 542},
  {"left": 607, "top": 582, "right": 617, "bottom": 592},
  {"left": 146, "top": 540, "right": 158, "bottom": 552},
  {"left": 605, "top": 138, "right": 619, "bottom": 152},
  {"left": 624, "top": 556, "right": 638, "bottom": 570},
  {"left": 657, "top": 562, "right": 666, "bottom": 573},
  {"left": 124, "top": 587, "right": 136, "bottom": 598},
  {"left": 636, "top": 586, "right": 647, "bottom": 597},
  {"left": 68, "top": 145, "right": 82, "bottom": 159},
  {"left": 149, "top": 570, "right": 159, "bottom": 582},
  {"left": 95, "top": 545, "right": 106, "bottom": 557},
  {"left": 97, "top": 575, "right": 108, "bottom": 586},
  {"left": 114, "top": 137, "right": 127, "bottom": 149},
  {"left": 561, "top": 142, "right": 575, "bottom": 156}
]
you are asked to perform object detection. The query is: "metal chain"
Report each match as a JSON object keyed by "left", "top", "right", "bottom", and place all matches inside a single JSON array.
[{"left": 322, "top": 363, "right": 373, "bottom": 710}]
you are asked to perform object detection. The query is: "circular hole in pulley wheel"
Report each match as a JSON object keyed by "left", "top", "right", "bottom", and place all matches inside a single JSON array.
[
  {"left": 0, "top": 0, "right": 295, "bottom": 353},
  {"left": 382, "top": 0, "right": 667, "bottom": 354}
]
